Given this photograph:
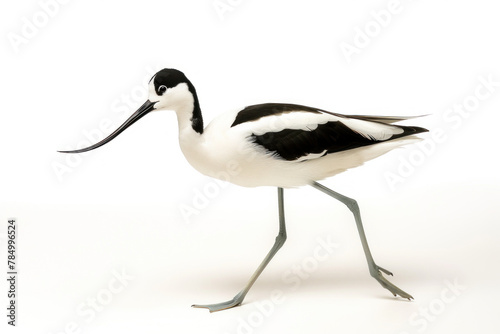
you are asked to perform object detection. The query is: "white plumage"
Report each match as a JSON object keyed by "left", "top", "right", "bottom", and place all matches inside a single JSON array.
[{"left": 180, "top": 105, "right": 422, "bottom": 188}]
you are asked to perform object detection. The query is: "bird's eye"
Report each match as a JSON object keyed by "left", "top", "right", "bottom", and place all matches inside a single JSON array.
[{"left": 158, "top": 85, "right": 167, "bottom": 95}]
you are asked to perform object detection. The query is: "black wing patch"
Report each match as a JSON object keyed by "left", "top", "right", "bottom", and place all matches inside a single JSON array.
[
  {"left": 231, "top": 103, "right": 321, "bottom": 127},
  {"left": 251, "top": 121, "right": 428, "bottom": 161}
]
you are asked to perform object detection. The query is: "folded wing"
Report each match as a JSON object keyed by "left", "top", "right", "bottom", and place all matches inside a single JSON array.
[{"left": 232, "top": 103, "right": 428, "bottom": 162}]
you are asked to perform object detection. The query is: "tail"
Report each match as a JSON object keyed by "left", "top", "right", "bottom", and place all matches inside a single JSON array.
[{"left": 347, "top": 114, "right": 429, "bottom": 124}]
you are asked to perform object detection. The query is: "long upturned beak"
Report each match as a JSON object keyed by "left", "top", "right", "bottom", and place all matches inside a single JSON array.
[{"left": 58, "top": 100, "right": 156, "bottom": 154}]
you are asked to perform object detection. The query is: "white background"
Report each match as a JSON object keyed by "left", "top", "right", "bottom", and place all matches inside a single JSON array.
[{"left": 1, "top": 0, "right": 500, "bottom": 333}]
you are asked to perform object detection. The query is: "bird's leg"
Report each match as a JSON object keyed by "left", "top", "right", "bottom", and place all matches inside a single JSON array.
[
  {"left": 310, "top": 181, "right": 413, "bottom": 300},
  {"left": 192, "top": 187, "right": 287, "bottom": 312}
]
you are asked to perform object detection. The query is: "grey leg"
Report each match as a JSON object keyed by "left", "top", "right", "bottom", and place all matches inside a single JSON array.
[
  {"left": 311, "top": 181, "right": 413, "bottom": 300},
  {"left": 192, "top": 187, "right": 287, "bottom": 312}
]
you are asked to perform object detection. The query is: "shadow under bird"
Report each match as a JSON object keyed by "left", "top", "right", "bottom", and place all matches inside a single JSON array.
[{"left": 59, "top": 68, "right": 427, "bottom": 312}]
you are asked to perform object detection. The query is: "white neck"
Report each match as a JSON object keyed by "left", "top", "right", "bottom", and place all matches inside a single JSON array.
[{"left": 173, "top": 91, "right": 208, "bottom": 173}]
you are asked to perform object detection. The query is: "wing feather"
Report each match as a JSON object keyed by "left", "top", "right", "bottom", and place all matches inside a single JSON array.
[{"left": 232, "top": 103, "right": 428, "bottom": 161}]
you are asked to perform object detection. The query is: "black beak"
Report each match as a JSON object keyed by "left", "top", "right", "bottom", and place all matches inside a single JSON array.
[{"left": 58, "top": 100, "right": 156, "bottom": 154}]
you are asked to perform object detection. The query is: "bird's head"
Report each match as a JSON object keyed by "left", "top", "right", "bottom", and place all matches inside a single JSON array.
[
  {"left": 59, "top": 68, "right": 199, "bottom": 154},
  {"left": 149, "top": 68, "right": 197, "bottom": 111}
]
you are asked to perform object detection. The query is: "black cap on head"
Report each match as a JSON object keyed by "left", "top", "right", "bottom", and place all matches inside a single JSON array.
[{"left": 152, "top": 68, "right": 189, "bottom": 96}]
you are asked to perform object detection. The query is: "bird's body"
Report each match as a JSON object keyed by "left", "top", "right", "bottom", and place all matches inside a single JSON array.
[
  {"left": 60, "top": 68, "right": 427, "bottom": 312},
  {"left": 173, "top": 88, "right": 426, "bottom": 187}
]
